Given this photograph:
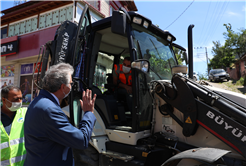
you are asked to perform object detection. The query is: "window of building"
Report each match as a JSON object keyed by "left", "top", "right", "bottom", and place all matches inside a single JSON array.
[
  {"left": 109, "top": 6, "right": 114, "bottom": 16},
  {"left": 1, "top": 27, "right": 7, "bottom": 39},
  {"left": 91, "top": 15, "right": 98, "bottom": 23},
  {"left": 8, "top": 16, "right": 38, "bottom": 37}
]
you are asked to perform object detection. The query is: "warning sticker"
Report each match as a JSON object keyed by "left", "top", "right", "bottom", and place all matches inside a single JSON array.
[{"left": 185, "top": 116, "right": 192, "bottom": 124}]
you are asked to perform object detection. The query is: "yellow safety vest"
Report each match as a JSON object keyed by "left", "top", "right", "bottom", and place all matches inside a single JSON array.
[{"left": 1, "top": 107, "right": 27, "bottom": 166}]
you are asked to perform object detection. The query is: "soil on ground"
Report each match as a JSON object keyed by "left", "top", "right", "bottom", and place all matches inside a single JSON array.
[{"left": 204, "top": 80, "right": 246, "bottom": 95}]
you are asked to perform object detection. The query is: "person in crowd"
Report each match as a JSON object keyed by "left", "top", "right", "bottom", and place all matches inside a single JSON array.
[
  {"left": 113, "top": 57, "right": 132, "bottom": 112},
  {"left": 1, "top": 82, "right": 7, "bottom": 88},
  {"left": 21, "top": 78, "right": 30, "bottom": 99},
  {"left": 24, "top": 63, "right": 97, "bottom": 166},
  {"left": 1, "top": 86, "right": 27, "bottom": 166},
  {"left": 8, "top": 80, "right": 13, "bottom": 86}
]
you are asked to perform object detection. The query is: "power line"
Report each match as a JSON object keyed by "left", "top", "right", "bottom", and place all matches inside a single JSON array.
[
  {"left": 203, "top": 0, "right": 230, "bottom": 46},
  {"left": 195, "top": 56, "right": 207, "bottom": 63},
  {"left": 201, "top": 0, "right": 229, "bottom": 46},
  {"left": 197, "top": 1, "right": 211, "bottom": 45},
  {"left": 200, "top": 1, "right": 221, "bottom": 46},
  {"left": 194, "top": 47, "right": 209, "bottom": 76},
  {"left": 165, "top": 0, "right": 195, "bottom": 30}
]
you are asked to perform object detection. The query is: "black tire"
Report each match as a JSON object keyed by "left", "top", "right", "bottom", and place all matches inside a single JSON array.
[{"left": 73, "top": 145, "right": 99, "bottom": 166}]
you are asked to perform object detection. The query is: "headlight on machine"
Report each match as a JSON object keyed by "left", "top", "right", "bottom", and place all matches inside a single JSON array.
[
  {"left": 143, "top": 21, "right": 149, "bottom": 28},
  {"left": 133, "top": 17, "right": 142, "bottom": 25},
  {"left": 133, "top": 17, "right": 149, "bottom": 29}
]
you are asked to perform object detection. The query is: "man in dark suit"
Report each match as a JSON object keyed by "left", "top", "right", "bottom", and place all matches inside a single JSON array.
[{"left": 24, "top": 63, "right": 96, "bottom": 166}]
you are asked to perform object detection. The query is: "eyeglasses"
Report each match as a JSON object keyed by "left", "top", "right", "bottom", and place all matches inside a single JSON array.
[
  {"left": 14, "top": 97, "right": 23, "bottom": 100},
  {"left": 5, "top": 97, "right": 23, "bottom": 102}
]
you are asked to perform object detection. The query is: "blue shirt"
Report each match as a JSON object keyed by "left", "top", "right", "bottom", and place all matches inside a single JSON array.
[
  {"left": 49, "top": 91, "right": 60, "bottom": 105},
  {"left": 1, "top": 110, "right": 16, "bottom": 135}
]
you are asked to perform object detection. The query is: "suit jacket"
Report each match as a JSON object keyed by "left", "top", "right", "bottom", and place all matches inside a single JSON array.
[{"left": 24, "top": 89, "right": 96, "bottom": 166}]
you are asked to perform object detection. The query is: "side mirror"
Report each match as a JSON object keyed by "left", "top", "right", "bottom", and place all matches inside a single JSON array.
[
  {"left": 131, "top": 59, "right": 150, "bottom": 73},
  {"left": 111, "top": 8, "right": 130, "bottom": 36}
]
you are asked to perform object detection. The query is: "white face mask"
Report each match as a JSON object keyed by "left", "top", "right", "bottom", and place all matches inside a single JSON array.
[
  {"left": 5, "top": 99, "right": 22, "bottom": 112},
  {"left": 63, "top": 84, "right": 71, "bottom": 99},
  {"left": 123, "top": 65, "right": 131, "bottom": 73}
]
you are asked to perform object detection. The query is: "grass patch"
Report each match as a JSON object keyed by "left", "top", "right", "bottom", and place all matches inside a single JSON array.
[{"left": 222, "top": 80, "right": 246, "bottom": 94}]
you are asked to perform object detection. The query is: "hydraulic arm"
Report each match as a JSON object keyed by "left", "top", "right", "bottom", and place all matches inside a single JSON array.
[{"left": 153, "top": 74, "right": 246, "bottom": 159}]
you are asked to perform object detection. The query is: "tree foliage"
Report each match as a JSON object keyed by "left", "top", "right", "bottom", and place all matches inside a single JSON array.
[
  {"left": 209, "top": 23, "right": 246, "bottom": 69},
  {"left": 173, "top": 47, "right": 186, "bottom": 65},
  {"left": 197, "top": 72, "right": 208, "bottom": 80}
]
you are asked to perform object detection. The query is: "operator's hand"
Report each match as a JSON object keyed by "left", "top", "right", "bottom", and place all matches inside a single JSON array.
[
  {"left": 125, "top": 85, "right": 132, "bottom": 94},
  {"left": 80, "top": 89, "right": 97, "bottom": 113}
]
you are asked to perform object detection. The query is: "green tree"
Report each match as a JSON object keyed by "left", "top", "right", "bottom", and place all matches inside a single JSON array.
[
  {"left": 173, "top": 47, "right": 185, "bottom": 65},
  {"left": 197, "top": 72, "right": 208, "bottom": 80},
  {"left": 209, "top": 23, "right": 246, "bottom": 69}
]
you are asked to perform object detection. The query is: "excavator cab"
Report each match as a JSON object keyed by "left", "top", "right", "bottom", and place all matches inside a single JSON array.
[{"left": 68, "top": 6, "right": 180, "bottom": 136}]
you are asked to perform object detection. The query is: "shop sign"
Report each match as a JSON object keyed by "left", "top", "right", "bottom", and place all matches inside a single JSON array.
[
  {"left": 21, "top": 63, "right": 33, "bottom": 75},
  {"left": 34, "top": 62, "right": 47, "bottom": 73},
  {"left": 1, "top": 40, "right": 18, "bottom": 57}
]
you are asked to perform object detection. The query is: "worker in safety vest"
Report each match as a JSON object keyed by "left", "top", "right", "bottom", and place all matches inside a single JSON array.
[
  {"left": 113, "top": 57, "right": 132, "bottom": 112},
  {"left": 1, "top": 85, "right": 27, "bottom": 166}
]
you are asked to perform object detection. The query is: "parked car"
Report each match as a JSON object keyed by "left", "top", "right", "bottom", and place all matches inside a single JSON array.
[{"left": 209, "top": 69, "right": 230, "bottom": 82}]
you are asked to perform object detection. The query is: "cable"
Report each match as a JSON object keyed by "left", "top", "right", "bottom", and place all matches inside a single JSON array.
[
  {"left": 194, "top": 54, "right": 207, "bottom": 63},
  {"left": 200, "top": 0, "right": 220, "bottom": 46},
  {"left": 197, "top": 1, "right": 211, "bottom": 45},
  {"left": 165, "top": 0, "right": 195, "bottom": 30},
  {"left": 201, "top": 0, "right": 229, "bottom": 46},
  {"left": 203, "top": 0, "right": 230, "bottom": 46}
]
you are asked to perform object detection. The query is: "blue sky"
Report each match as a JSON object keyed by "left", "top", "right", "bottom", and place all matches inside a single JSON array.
[
  {"left": 135, "top": 0, "right": 246, "bottom": 77},
  {"left": 1, "top": 0, "right": 246, "bottom": 77}
]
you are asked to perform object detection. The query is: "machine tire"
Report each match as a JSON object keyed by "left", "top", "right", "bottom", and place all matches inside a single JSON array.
[{"left": 73, "top": 145, "right": 99, "bottom": 166}]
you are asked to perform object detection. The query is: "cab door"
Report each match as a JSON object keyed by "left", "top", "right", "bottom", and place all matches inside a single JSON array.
[{"left": 69, "top": 4, "right": 92, "bottom": 127}]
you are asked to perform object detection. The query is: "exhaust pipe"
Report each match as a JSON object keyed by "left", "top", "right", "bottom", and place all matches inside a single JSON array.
[{"left": 188, "top": 24, "right": 194, "bottom": 79}]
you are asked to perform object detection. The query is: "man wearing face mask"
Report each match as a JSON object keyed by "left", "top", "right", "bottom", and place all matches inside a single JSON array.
[
  {"left": 1, "top": 86, "right": 27, "bottom": 166},
  {"left": 113, "top": 57, "right": 132, "bottom": 112},
  {"left": 24, "top": 63, "right": 97, "bottom": 166}
]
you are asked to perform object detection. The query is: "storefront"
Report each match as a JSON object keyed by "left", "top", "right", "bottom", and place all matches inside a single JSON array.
[{"left": 1, "top": 1, "right": 137, "bottom": 104}]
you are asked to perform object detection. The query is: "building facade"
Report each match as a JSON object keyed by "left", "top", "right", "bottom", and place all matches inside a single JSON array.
[
  {"left": 227, "top": 54, "right": 246, "bottom": 80},
  {"left": 1, "top": 0, "right": 137, "bottom": 105}
]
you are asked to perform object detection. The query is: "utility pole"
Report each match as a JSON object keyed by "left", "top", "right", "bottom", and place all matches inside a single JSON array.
[
  {"left": 205, "top": 47, "right": 209, "bottom": 77},
  {"left": 194, "top": 47, "right": 209, "bottom": 78}
]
